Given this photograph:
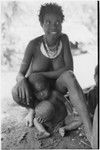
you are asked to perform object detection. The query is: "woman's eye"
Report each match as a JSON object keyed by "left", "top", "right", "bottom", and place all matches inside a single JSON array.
[{"left": 56, "top": 21, "right": 60, "bottom": 25}]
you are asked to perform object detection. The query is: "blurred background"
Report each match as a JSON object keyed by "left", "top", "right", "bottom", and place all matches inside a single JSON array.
[{"left": 1, "top": 0, "right": 98, "bottom": 115}]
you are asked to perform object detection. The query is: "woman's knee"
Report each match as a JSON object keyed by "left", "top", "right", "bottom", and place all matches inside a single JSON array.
[
  {"left": 61, "top": 70, "right": 74, "bottom": 79},
  {"left": 12, "top": 85, "right": 27, "bottom": 107},
  {"left": 12, "top": 81, "right": 35, "bottom": 108},
  {"left": 57, "top": 70, "right": 75, "bottom": 85},
  {"left": 56, "top": 70, "right": 73, "bottom": 92}
]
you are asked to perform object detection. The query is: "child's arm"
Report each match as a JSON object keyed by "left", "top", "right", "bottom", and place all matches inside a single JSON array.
[
  {"left": 38, "top": 34, "right": 73, "bottom": 79},
  {"left": 56, "top": 91, "right": 73, "bottom": 114},
  {"left": 16, "top": 40, "right": 34, "bottom": 82},
  {"left": 50, "top": 91, "right": 73, "bottom": 114}
]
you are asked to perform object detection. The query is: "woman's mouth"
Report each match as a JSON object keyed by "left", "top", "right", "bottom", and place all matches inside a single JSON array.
[{"left": 51, "top": 31, "right": 57, "bottom": 35}]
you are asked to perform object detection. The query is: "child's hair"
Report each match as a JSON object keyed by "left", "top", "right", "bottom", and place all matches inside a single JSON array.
[
  {"left": 29, "top": 74, "right": 50, "bottom": 92},
  {"left": 39, "top": 3, "right": 64, "bottom": 25}
]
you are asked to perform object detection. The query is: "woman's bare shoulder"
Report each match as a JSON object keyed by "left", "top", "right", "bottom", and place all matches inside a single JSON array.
[
  {"left": 24, "top": 35, "right": 43, "bottom": 56},
  {"left": 60, "top": 33, "right": 69, "bottom": 44},
  {"left": 26, "top": 35, "right": 43, "bottom": 54},
  {"left": 61, "top": 33, "right": 68, "bottom": 39},
  {"left": 29, "top": 35, "right": 43, "bottom": 46}
]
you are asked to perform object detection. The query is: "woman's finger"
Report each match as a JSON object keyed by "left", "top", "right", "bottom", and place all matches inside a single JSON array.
[
  {"left": 22, "top": 87, "right": 25, "bottom": 99},
  {"left": 25, "top": 89, "right": 30, "bottom": 105},
  {"left": 18, "top": 87, "right": 22, "bottom": 99}
]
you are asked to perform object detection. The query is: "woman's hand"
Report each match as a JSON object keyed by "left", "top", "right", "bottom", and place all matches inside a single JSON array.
[
  {"left": 17, "top": 78, "right": 31, "bottom": 105},
  {"left": 16, "top": 73, "right": 25, "bottom": 82}
]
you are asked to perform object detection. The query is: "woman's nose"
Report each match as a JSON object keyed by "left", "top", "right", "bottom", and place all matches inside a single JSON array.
[{"left": 50, "top": 23, "right": 57, "bottom": 29}]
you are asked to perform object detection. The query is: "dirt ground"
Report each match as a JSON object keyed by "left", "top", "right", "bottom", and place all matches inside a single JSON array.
[{"left": 1, "top": 102, "right": 92, "bottom": 149}]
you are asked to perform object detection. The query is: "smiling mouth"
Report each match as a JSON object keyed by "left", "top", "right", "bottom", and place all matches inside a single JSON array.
[{"left": 51, "top": 32, "right": 57, "bottom": 35}]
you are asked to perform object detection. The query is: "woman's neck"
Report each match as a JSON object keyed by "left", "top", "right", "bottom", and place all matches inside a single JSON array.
[{"left": 43, "top": 35, "right": 59, "bottom": 47}]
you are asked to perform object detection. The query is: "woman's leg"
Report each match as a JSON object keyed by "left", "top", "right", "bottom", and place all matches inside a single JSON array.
[
  {"left": 12, "top": 79, "right": 35, "bottom": 108},
  {"left": 12, "top": 79, "right": 36, "bottom": 127},
  {"left": 55, "top": 73, "right": 68, "bottom": 94},
  {"left": 56, "top": 70, "right": 92, "bottom": 143},
  {"left": 34, "top": 118, "right": 50, "bottom": 139}
]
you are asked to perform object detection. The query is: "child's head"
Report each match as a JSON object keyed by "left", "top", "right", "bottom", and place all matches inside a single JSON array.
[
  {"left": 39, "top": 3, "right": 64, "bottom": 40},
  {"left": 29, "top": 74, "right": 50, "bottom": 101},
  {"left": 94, "top": 65, "right": 98, "bottom": 87}
]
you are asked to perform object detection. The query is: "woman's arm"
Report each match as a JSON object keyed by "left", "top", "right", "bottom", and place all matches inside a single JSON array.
[
  {"left": 40, "top": 67, "right": 71, "bottom": 79},
  {"left": 16, "top": 40, "right": 34, "bottom": 82}
]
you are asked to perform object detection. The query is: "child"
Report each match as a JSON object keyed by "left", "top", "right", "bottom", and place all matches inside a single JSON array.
[
  {"left": 12, "top": 3, "right": 73, "bottom": 127},
  {"left": 29, "top": 73, "right": 67, "bottom": 139}
]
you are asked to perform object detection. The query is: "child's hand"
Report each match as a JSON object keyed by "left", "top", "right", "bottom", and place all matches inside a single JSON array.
[{"left": 59, "top": 127, "right": 65, "bottom": 137}]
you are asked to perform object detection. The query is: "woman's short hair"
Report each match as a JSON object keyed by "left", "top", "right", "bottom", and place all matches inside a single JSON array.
[{"left": 39, "top": 3, "right": 64, "bottom": 25}]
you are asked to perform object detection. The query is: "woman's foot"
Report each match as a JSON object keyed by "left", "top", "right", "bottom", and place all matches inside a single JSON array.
[
  {"left": 25, "top": 109, "right": 35, "bottom": 127},
  {"left": 34, "top": 118, "right": 50, "bottom": 139}
]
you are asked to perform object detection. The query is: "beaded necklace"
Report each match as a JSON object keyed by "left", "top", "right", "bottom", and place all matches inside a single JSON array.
[
  {"left": 40, "top": 36, "right": 62, "bottom": 59},
  {"left": 43, "top": 36, "right": 59, "bottom": 52}
]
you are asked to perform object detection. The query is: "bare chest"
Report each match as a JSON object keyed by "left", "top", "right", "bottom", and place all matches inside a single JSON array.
[
  {"left": 51, "top": 50, "right": 65, "bottom": 70},
  {"left": 31, "top": 42, "right": 65, "bottom": 72}
]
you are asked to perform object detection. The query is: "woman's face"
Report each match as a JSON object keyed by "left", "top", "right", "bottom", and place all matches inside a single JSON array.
[{"left": 42, "top": 13, "right": 62, "bottom": 44}]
